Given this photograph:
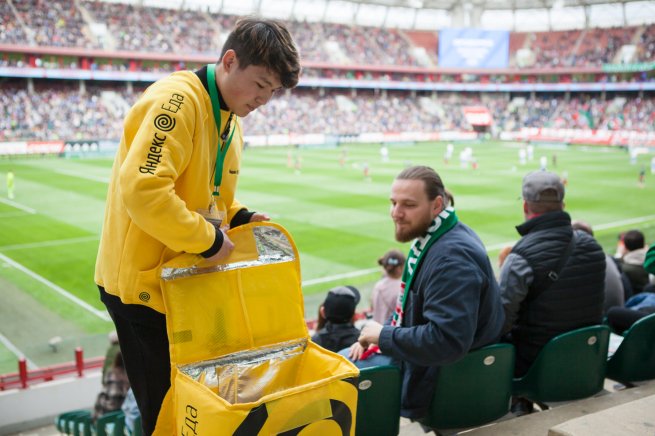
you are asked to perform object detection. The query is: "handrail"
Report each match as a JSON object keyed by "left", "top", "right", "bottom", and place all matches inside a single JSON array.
[
  {"left": 0, "top": 348, "right": 104, "bottom": 391},
  {"left": 0, "top": 312, "right": 372, "bottom": 390}
]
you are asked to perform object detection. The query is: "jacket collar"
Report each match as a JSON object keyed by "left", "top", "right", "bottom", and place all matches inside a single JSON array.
[{"left": 516, "top": 210, "right": 571, "bottom": 237}]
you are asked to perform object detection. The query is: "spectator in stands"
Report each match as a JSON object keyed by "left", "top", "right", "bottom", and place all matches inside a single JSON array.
[
  {"left": 370, "top": 249, "right": 405, "bottom": 324},
  {"left": 607, "top": 242, "right": 655, "bottom": 333},
  {"left": 92, "top": 351, "right": 130, "bottom": 422},
  {"left": 616, "top": 229, "right": 650, "bottom": 295},
  {"left": 571, "top": 220, "right": 624, "bottom": 314},
  {"left": 499, "top": 171, "right": 605, "bottom": 415},
  {"left": 95, "top": 18, "right": 300, "bottom": 435},
  {"left": 121, "top": 388, "right": 141, "bottom": 435},
  {"left": 343, "top": 165, "right": 505, "bottom": 422},
  {"left": 312, "top": 285, "right": 361, "bottom": 353},
  {"left": 101, "top": 331, "right": 120, "bottom": 381},
  {"left": 498, "top": 245, "right": 513, "bottom": 269}
]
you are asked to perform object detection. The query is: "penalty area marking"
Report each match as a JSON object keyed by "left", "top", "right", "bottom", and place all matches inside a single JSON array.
[
  {"left": 0, "top": 197, "right": 36, "bottom": 214},
  {"left": 0, "top": 332, "right": 38, "bottom": 369},
  {"left": 0, "top": 252, "right": 110, "bottom": 322},
  {"left": 0, "top": 235, "right": 99, "bottom": 252},
  {"left": 309, "top": 213, "right": 655, "bottom": 284}
]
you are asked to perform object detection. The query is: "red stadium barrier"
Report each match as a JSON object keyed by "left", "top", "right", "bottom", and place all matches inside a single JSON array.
[
  {"left": 0, "top": 314, "right": 374, "bottom": 391},
  {"left": 0, "top": 349, "right": 104, "bottom": 391}
]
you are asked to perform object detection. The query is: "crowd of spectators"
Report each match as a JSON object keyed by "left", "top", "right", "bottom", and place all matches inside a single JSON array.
[
  {"left": 0, "top": 82, "right": 135, "bottom": 141},
  {"left": 0, "top": 0, "right": 653, "bottom": 68},
  {"left": 0, "top": 1, "right": 27, "bottom": 44},
  {"left": 1, "top": 80, "right": 653, "bottom": 141},
  {"left": 12, "top": 0, "right": 99, "bottom": 48}
]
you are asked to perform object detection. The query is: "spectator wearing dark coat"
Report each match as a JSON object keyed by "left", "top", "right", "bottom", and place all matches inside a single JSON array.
[
  {"left": 312, "top": 285, "right": 361, "bottom": 353},
  {"left": 499, "top": 171, "right": 605, "bottom": 414}
]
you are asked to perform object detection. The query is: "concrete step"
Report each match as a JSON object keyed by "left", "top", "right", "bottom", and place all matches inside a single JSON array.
[
  {"left": 464, "top": 379, "right": 655, "bottom": 436},
  {"left": 549, "top": 394, "right": 655, "bottom": 436}
]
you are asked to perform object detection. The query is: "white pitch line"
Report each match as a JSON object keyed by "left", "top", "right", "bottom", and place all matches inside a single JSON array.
[
  {"left": 486, "top": 214, "right": 655, "bottom": 252},
  {"left": 54, "top": 169, "right": 110, "bottom": 183},
  {"left": 0, "top": 252, "right": 110, "bottom": 322},
  {"left": 0, "top": 197, "right": 36, "bottom": 214},
  {"left": 594, "top": 214, "right": 655, "bottom": 231},
  {"left": 0, "top": 211, "right": 31, "bottom": 218},
  {"left": 0, "top": 332, "right": 38, "bottom": 369},
  {"left": 306, "top": 213, "right": 655, "bottom": 284},
  {"left": 302, "top": 267, "right": 379, "bottom": 286},
  {"left": 0, "top": 235, "right": 99, "bottom": 252}
]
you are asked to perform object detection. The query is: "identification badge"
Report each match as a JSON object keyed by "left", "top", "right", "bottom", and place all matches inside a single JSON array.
[{"left": 198, "top": 197, "right": 227, "bottom": 229}]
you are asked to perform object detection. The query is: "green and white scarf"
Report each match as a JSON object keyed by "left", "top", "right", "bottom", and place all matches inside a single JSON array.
[{"left": 391, "top": 206, "right": 458, "bottom": 327}]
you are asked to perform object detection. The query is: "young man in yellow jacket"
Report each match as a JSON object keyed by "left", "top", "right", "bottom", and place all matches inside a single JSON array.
[{"left": 95, "top": 18, "right": 300, "bottom": 435}]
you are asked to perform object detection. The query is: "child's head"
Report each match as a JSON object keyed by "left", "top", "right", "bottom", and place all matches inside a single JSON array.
[
  {"left": 322, "top": 285, "right": 361, "bottom": 324},
  {"left": 623, "top": 229, "right": 645, "bottom": 252},
  {"left": 220, "top": 17, "right": 300, "bottom": 88},
  {"left": 378, "top": 249, "right": 405, "bottom": 277}
]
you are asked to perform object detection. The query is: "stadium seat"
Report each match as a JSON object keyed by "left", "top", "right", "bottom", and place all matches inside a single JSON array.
[
  {"left": 355, "top": 365, "right": 401, "bottom": 436},
  {"left": 513, "top": 325, "right": 610, "bottom": 405},
  {"left": 606, "top": 313, "right": 655, "bottom": 385},
  {"left": 419, "top": 343, "right": 515, "bottom": 431},
  {"left": 135, "top": 415, "right": 144, "bottom": 436},
  {"left": 71, "top": 412, "right": 93, "bottom": 436},
  {"left": 55, "top": 409, "right": 90, "bottom": 434},
  {"left": 96, "top": 410, "right": 125, "bottom": 436}
]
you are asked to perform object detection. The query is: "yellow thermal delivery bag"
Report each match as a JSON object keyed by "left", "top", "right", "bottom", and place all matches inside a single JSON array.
[{"left": 160, "top": 222, "right": 359, "bottom": 435}]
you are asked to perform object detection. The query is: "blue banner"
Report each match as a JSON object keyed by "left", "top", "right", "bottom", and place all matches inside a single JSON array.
[{"left": 438, "top": 29, "right": 509, "bottom": 68}]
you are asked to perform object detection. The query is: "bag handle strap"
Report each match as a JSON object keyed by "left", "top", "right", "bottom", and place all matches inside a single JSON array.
[{"left": 527, "top": 232, "right": 577, "bottom": 302}]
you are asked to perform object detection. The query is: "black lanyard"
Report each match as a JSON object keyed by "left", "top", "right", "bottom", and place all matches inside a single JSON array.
[{"left": 207, "top": 63, "right": 235, "bottom": 196}]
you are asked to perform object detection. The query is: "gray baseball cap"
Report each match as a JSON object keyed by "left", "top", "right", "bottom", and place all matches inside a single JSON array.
[{"left": 522, "top": 171, "right": 564, "bottom": 202}]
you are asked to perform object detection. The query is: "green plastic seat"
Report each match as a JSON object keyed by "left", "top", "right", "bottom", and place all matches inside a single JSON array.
[
  {"left": 97, "top": 410, "right": 126, "bottom": 436},
  {"left": 71, "top": 412, "right": 93, "bottom": 436},
  {"left": 420, "top": 343, "right": 515, "bottom": 430},
  {"left": 606, "top": 313, "right": 655, "bottom": 384},
  {"left": 132, "top": 415, "right": 143, "bottom": 436},
  {"left": 513, "top": 325, "right": 610, "bottom": 403},
  {"left": 355, "top": 365, "right": 401, "bottom": 436},
  {"left": 55, "top": 410, "right": 90, "bottom": 435}
]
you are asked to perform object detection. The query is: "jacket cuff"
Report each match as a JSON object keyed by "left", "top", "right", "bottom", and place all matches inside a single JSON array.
[
  {"left": 378, "top": 326, "right": 394, "bottom": 355},
  {"left": 230, "top": 208, "right": 255, "bottom": 228},
  {"left": 200, "top": 228, "right": 224, "bottom": 258}
]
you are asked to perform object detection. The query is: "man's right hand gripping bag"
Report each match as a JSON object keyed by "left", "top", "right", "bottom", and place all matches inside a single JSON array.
[{"left": 160, "top": 222, "right": 359, "bottom": 435}]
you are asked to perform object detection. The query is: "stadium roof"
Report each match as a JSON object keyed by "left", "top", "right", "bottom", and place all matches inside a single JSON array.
[{"left": 138, "top": 0, "right": 655, "bottom": 30}]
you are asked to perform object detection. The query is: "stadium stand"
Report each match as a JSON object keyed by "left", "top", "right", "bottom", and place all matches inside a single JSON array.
[{"left": 1, "top": 0, "right": 654, "bottom": 434}]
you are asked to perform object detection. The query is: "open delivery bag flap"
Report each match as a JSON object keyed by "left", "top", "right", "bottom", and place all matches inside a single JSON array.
[{"left": 159, "top": 222, "right": 359, "bottom": 435}]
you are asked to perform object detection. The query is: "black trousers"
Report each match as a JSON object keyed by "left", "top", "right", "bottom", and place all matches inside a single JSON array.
[{"left": 99, "top": 286, "right": 170, "bottom": 436}]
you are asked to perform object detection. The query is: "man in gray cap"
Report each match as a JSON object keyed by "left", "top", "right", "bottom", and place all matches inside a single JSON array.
[{"left": 499, "top": 170, "right": 605, "bottom": 414}]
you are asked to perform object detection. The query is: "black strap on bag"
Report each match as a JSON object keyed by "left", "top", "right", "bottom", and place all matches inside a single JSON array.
[{"left": 526, "top": 232, "right": 577, "bottom": 302}]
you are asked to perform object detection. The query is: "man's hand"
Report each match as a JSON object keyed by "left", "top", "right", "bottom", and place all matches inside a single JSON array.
[
  {"left": 249, "top": 212, "right": 270, "bottom": 222},
  {"left": 205, "top": 229, "right": 234, "bottom": 262},
  {"left": 358, "top": 321, "right": 383, "bottom": 349}
]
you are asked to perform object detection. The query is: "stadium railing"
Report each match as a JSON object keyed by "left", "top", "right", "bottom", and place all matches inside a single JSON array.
[{"left": 0, "top": 347, "right": 104, "bottom": 391}]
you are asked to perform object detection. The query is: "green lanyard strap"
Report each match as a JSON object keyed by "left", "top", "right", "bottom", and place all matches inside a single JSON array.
[{"left": 207, "top": 63, "right": 236, "bottom": 196}]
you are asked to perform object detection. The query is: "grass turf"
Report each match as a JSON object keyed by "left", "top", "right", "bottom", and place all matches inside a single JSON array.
[{"left": 0, "top": 140, "right": 653, "bottom": 372}]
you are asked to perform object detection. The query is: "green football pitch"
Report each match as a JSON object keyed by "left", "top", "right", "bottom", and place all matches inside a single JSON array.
[{"left": 0, "top": 141, "right": 653, "bottom": 374}]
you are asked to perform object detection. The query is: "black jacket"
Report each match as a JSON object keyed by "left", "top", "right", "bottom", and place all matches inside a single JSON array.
[
  {"left": 509, "top": 211, "right": 605, "bottom": 372},
  {"left": 312, "top": 322, "right": 359, "bottom": 353}
]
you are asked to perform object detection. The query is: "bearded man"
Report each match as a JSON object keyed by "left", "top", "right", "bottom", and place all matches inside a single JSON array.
[{"left": 344, "top": 165, "right": 504, "bottom": 420}]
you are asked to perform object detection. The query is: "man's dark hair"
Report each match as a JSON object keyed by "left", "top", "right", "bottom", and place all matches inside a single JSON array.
[
  {"left": 525, "top": 196, "right": 564, "bottom": 215},
  {"left": 220, "top": 17, "right": 301, "bottom": 89},
  {"left": 623, "top": 229, "right": 645, "bottom": 251},
  {"left": 396, "top": 165, "right": 446, "bottom": 201}
]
